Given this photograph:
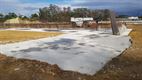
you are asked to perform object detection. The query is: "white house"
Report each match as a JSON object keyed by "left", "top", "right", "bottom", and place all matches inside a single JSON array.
[
  {"left": 71, "top": 17, "right": 93, "bottom": 26},
  {"left": 128, "top": 17, "right": 139, "bottom": 20}
]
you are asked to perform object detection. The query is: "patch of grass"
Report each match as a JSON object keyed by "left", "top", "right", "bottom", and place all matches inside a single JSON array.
[{"left": 0, "top": 30, "right": 62, "bottom": 44}]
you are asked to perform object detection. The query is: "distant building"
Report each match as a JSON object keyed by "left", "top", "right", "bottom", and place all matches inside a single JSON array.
[
  {"left": 71, "top": 17, "right": 94, "bottom": 27},
  {"left": 128, "top": 17, "right": 139, "bottom": 21},
  {"left": 71, "top": 17, "right": 93, "bottom": 22}
]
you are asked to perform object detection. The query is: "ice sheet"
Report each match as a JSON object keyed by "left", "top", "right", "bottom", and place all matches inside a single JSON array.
[{"left": 0, "top": 29, "right": 132, "bottom": 75}]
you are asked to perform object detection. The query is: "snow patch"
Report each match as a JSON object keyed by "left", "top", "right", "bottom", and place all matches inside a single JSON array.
[{"left": 0, "top": 29, "right": 132, "bottom": 75}]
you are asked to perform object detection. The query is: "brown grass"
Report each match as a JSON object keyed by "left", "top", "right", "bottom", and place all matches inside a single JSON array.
[{"left": 0, "top": 30, "right": 62, "bottom": 44}]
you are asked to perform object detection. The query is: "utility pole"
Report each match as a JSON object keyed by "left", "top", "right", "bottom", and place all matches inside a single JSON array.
[{"left": 110, "top": 11, "right": 120, "bottom": 35}]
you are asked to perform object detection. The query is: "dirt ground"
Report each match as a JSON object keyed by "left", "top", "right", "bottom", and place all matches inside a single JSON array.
[{"left": 0, "top": 24, "right": 142, "bottom": 80}]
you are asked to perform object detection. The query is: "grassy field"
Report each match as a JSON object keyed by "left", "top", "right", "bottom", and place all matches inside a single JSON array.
[{"left": 0, "top": 30, "right": 62, "bottom": 44}]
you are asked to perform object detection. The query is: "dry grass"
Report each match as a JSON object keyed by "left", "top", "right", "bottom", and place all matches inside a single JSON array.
[{"left": 0, "top": 30, "right": 62, "bottom": 44}]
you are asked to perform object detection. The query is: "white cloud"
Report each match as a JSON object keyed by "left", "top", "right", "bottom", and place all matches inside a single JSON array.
[
  {"left": 0, "top": 0, "right": 72, "bottom": 15},
  {"left": 70, "top": 0, "right": 142, "bottom": 12},
  {"left": 0, "top": 0, "right": 142, "bottom": 16}
]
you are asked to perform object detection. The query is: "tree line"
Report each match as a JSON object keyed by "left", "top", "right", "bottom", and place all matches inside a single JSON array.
[{"left": 0, "top": 4, "right": 115, "bottom": 22}]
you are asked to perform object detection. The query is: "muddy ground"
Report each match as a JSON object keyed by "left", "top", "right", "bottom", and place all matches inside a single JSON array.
[{"left": 0, "top": 24, "right": 142, "bottom": 80}]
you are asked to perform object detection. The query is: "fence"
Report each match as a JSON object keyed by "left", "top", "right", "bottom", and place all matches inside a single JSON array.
[
  {"left": 0, "top": 22, "right": 125, "bottom": 30},
  {"left": 0, "top": 22, "right": 72, "bottom": 29}
]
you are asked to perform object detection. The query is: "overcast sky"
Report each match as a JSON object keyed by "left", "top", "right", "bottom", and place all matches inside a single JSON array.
[{"left": 0, "top": 0, "right": 142, "bottom": 16}]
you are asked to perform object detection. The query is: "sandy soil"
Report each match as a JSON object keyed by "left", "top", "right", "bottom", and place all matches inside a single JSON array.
[{"left": 0, "top": 24, "right": 142, "bottom": 80}]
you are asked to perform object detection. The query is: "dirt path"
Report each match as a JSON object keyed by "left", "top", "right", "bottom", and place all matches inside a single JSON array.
[{"left": 0, "top": 24, "right": 142, "bottom": 80}]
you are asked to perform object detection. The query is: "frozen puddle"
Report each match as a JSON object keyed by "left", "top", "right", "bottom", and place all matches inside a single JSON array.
[{"left": 0, "top": 29, "right": 132, "bottom": 75}]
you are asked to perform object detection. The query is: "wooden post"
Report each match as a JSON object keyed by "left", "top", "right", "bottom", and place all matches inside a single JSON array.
[{"left": 110, "top": 11, "right": 120, "bottom": 35}]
